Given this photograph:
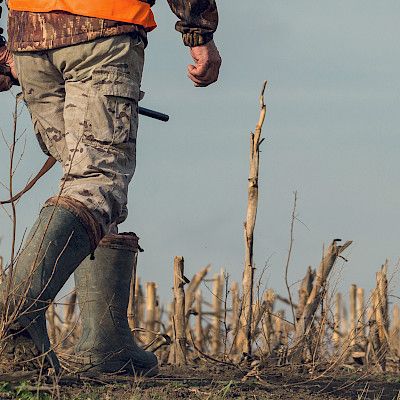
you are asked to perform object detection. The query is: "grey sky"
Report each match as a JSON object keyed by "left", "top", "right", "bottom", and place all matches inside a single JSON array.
[{"left": 1, "top": 1, "right": 400, "bottom": 304}]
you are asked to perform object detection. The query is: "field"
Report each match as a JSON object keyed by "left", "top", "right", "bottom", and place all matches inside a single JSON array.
[
  {"left": 1, "top": 365, "right": 400, "bottom": 399},
  {"left": 1, "top": 87, "right": 400, "bottom": 400}
]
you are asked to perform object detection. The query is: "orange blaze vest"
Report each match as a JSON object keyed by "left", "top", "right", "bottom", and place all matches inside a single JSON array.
[{"left": 8, "top": 0, "right": 157, "bottom": 31}]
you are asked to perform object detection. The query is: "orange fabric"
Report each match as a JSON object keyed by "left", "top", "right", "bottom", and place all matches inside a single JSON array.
[{"left": 8, "top": 0, "right": 157, "bottom": 31}]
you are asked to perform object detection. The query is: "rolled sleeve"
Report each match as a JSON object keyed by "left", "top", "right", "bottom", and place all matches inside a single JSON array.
[{"left": 166, "top": 0, "right": 218, "bottom": 46}]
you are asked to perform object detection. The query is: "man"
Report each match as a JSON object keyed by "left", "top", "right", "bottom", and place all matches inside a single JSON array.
[{"left": 0, "top": 0, "right": 221, "bottom": 376}]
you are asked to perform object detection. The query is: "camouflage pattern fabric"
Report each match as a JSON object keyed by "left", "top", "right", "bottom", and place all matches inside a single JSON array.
[
  {"left": 7, "top": 0, "right": 218, "bottom": 52},
  {"left": 165, "top": 0, "right": 218, "bottom": 47},
  {"left": 13, "top": 34, "right": 145, "bottom": 235},
  {"left": 7, "top": 10, "right": 145, "bottom": 52}
]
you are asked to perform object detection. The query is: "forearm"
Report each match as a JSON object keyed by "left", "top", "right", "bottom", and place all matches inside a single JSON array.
[{"left": 166, "top": 0, "right": 218, "bottom": 47}]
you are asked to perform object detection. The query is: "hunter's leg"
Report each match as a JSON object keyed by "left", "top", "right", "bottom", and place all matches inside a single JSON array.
[
  {"left": 48, "top": 34, "right": 157, "bottom": 376},
  {"left": 1, "top": 52, "right": 101, "bottom": 373},
  {"left": 53, "top": 34, "right": 144, "bottom": 235},
  {"left": 13, "top": 51, "right": 68, "bottom": 163}
]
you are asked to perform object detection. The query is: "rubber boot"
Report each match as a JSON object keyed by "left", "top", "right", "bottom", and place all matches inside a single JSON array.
[
  {"left": 1, "top": 196, "right": 101, "bottom": 373},
  {"left": 74, "top": 233, "right": 158, "bottom": 376}
]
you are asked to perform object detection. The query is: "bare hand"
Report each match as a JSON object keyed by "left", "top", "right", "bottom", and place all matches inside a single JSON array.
[
  {"left": 188, "top": 40, "right": 221, "bottom": 87},
  {"left": 0, "top": 46, "right": 17, "bottom": 92}
]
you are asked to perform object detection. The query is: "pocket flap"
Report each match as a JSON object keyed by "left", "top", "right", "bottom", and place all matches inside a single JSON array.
[{"left": 91, "top": 69, "right": 140, "bottom": 100}]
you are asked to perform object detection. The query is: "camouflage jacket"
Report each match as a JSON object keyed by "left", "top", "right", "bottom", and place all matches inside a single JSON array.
[{"left": 7, "top": 0, "right": 218, "bottom": 52}]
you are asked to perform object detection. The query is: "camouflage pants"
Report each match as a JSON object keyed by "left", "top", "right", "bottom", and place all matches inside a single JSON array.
[{"left": 14, "top": 34, "right": 144, "bottom": 235}]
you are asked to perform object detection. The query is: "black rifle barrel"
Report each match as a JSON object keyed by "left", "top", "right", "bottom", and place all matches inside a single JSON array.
[{"left": 138, "top": 106, "right": 169, "bottom": 122}]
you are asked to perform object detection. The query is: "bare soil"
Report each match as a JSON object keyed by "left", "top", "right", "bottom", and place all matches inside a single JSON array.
[{"left": 1, "top": 364, "right": 400, "bottom": 400}]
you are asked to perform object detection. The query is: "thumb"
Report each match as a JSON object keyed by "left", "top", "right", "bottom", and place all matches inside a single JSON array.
[
  {"left": 7, "top": 56, "right": 18, "bottom": 80},
  {"left": 0, "top": 48, "right": 18, "bottom": 79}
]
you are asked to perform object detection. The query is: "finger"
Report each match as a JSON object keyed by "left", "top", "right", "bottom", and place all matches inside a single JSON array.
[
  {"left": 0, "top": 64, "right": 11, "bottom": 76},
  {"left": 188, "top": 65, "right": 219, "bottom": 85},
  {"left": 188, "top": 78, "right": 208, "bottom": 87},
  {"left": 7, "top": 58, "right": 18, "bottom": 80},
  {"left": 188, "top": 74, "right": 216, "bottom": 87},
  {"left": 187, "top": 72, "right": 216, "bottom": 87},
  {"left": 0, "top": 75, "right": 12, "bottom": 92},
  {"left": 188, "top": 62, "right": 210, "bottom": 79},
  {"left": 187, "top": 70, "right": 211, "bottom": 85},
  {"left": 188, "top": 62, "right": 218, "bottom": 80}
]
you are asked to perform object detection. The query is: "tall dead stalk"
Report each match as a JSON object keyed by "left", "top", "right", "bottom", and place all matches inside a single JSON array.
[
  {"left": 292, "top": 239, "right": 352, "bottom": 360},
  {"left": 170, "top": 256, "right": 187, "bottom": 365},
  {"left": 375, "top": 262, "right": 389, "bottom": 369},
  {"left": 240, "top": 81, "right": 267, "bottom": 356},
  {"left": 146, "top": 282, "right": 157, "bottom": 344}
]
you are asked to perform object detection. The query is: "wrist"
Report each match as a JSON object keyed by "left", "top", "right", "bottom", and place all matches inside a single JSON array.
[{"left": 183, "top": 32, "right": 213, "bottom": 47}]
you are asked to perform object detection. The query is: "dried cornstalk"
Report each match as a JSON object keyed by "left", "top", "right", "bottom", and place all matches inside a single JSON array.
[
  {"left": 0, "top": 256, "right": 3, "bottom": 284},
  {"left": 252, "top": 300, "right": 264, "bottom": 335},
  {"left": 390, "top": 304, "right": 400, "bottom": 353},
  {"left": 377, "top": 263, "right": 389, "bottom": 336},
  {"left": 146, "top": 282, "right": 157, "bottom": 343},
  {"left": 349, "top": 284, "right": 357, "bottom": 347},
  {"left": 194, "top": 290, "right": 204, "bottom": 352},
  {"left": 252, "top": 288, "right": 273, "bottom": 339},
  {"left": 61, "top": 290, "right": 77, "bottom": 346},
  {"left": 64, "top": 291, "right": 77, "bottom": 324},
  {"left": 292, "top": 240, "right": 352, "bottom": 354},
  {"left": 375, "top": 263, "right": 389, "bottom": 369},
  {"left": 230, "top": 282, "right": 240, "bottom": 355},
  {"left": 333, "top": 292, "right": 342, "bottom": 350},
  {"left": 369, "top": 289, "right": 381, "bottom": 368},
  {"left": 47, "top": 302, "right": 57, "bottom": 345},
  {"left": 155, "top": 295, "right": 161, "bottom": 334},
  {"left": 230, "top": 282, "right": 240, "bottom": 331},
  {"left": 165, "top": 300, "right": 175, "bottom": 351},
  {"left": 128, "top": 250, "right": 139, "bottom": 331},
  {"left": 185, "top": 265, "right": 210, "bottom": 322},
  {"left": 296, "top": 266, "right": 315, "bottom": 321},
  {"left": 356, "top": 287, "right": 366, "bottom": 343},
  {"left": 341, "top": 302, "right": 349, "bottom": 340},
  {"left": 241, "top": 81, "right": 267, "bottom": 356},
  {"left": 171, "top": 256, "right": 187, "bottom": 365},
  {"left": 262, "top": 289, "right": 276, "bottom": 353},
  {"left": 274, "top": 310, "right": 285, "bottom": 346},
  {"left": 211, "top": 271, "right": 224, "bottom": 355}
]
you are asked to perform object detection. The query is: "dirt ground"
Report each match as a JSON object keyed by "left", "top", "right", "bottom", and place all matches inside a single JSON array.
[{"left": 1, "top": 364, "right": 400, "bottom": 400}]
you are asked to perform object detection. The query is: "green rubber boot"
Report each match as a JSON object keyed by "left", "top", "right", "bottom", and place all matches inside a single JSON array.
[
  {"left": 74, "top": 233, "right": 158, "bottom": 376},
  {"left": 1, "top": 197, "right": 101, "bottom": 373}
]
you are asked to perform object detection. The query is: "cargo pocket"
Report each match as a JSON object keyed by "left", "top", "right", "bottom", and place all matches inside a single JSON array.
[{"left": 83, "top": 69, "right": 140, "bottom": 146}]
